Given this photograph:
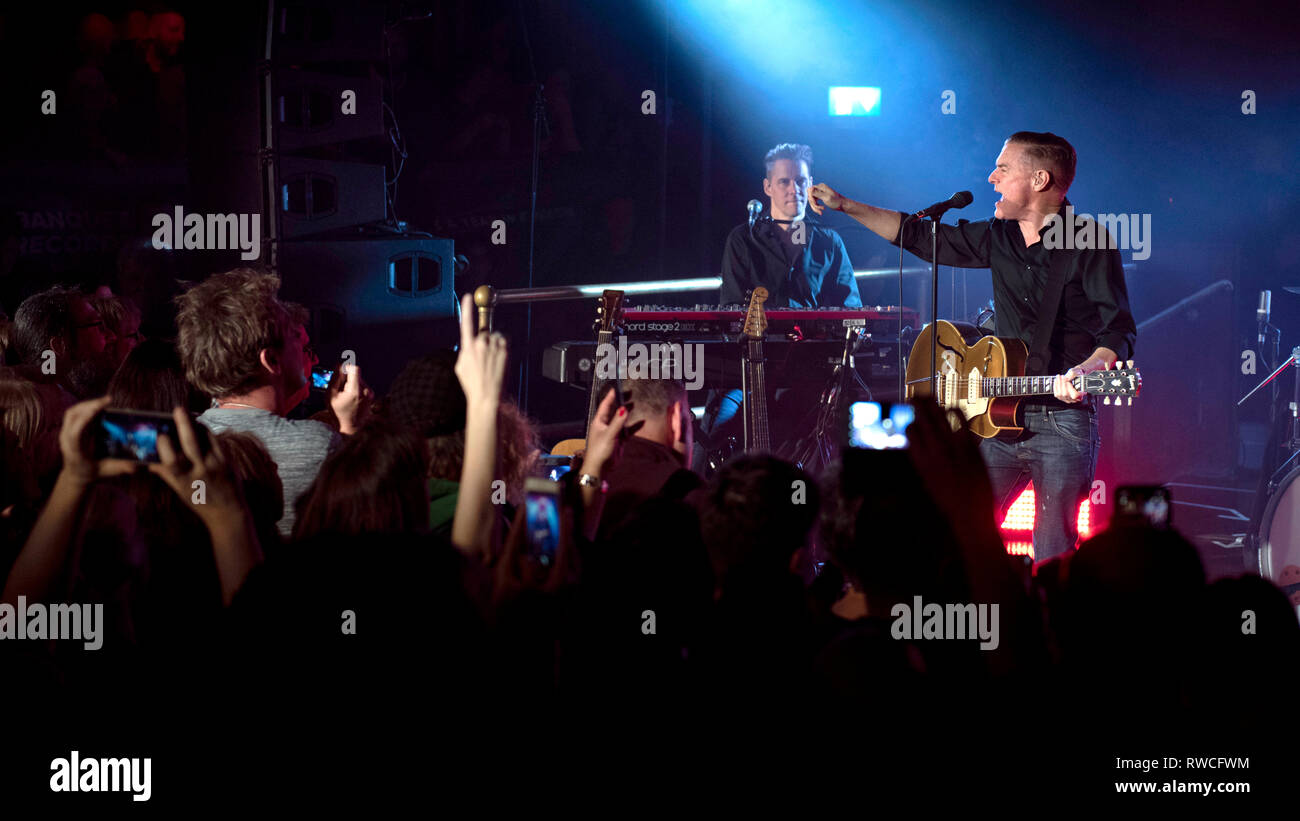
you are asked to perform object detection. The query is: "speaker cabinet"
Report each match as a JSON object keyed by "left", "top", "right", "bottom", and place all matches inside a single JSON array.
[
  {"left": 273, "top": 69, "right": 385, "bottom": 151},
  {"left": 276, "top": 236, "right": 459, "bottom": 393},
  {"left": 274, "top": 157, "right": 386, "bottom": 238}
]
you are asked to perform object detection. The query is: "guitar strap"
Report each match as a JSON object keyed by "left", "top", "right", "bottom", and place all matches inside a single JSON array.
[{"left": 1025, "top": 244, "right": 1072, "bottom": 376}]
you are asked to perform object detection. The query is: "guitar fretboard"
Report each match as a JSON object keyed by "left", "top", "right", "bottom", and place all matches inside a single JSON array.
[
  {"left": 980, "top": 375, "right": 1060, "bottom": 397},
  {"left": 743, "top": 338, "right": 770, "bottom": 452}
]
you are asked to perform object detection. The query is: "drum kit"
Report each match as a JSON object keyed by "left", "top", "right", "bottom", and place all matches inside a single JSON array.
[{"left": 1240, "top": 288, "right": 1300, "bottom": 609}]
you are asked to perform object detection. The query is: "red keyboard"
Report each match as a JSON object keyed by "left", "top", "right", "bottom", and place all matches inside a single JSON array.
[
  {"left": 620, "top": 305, "right": 919, "bottom": 338},
  {"left": 623, "top": 305, "right": 915, "bottom": 321}
]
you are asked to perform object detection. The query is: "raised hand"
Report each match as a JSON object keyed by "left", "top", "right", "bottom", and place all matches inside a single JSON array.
[
  {"left": 493, "top": 502, "right": 578, "bottom": 610},
  {"left": 581, "top": 387, "right": 628, "bottom": 478},
  {"left": 454, "top": 292, "right": 508, "bottom": 410},
  {"left": 148, "top": 407, "right": 262, "bottom": 604},
  {"left": 147, "top": 408, "right": 245, "bottom": 527},
  {"left": 57, "top": 396, "right": 139, "bottom": 486},
  {"left": 330, "top": 362, "right": 374, "bottom": 434},
  {"left": 905, "top": 399, "right": 998, "bottom": 544}
]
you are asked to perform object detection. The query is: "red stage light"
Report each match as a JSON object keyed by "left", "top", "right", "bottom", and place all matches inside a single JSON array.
[{"left": 998, "top": 486, "right": 1091, "bottom": 559}]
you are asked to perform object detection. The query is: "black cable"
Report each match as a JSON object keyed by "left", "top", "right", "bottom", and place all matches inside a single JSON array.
[
  {"left": 516, "top": 0, "right": 548, "bottom": 412},
  {"left": 897, "top": 213, "right": 915, "bottom": 401}
]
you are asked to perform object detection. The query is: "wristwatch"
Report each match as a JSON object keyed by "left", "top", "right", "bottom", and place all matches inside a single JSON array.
[{"left": 578, "top": 473, "right": 608, "bottom": 493}]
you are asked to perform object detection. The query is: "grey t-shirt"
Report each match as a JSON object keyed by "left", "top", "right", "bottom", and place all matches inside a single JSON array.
[{"left": 197, "top": 407, "right": 342, "bottom": 536}]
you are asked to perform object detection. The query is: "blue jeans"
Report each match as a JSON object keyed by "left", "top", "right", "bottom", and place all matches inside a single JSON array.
[{"left": 979, "top": 404, "right": 1099, "bottom": 563}]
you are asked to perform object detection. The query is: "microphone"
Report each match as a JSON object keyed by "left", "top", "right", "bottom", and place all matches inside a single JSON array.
[
  {"left": 1258, "top": 289, "right": 1272, "bottom": 345},
  {"left": 747, "top": 199, "right": 762, "bottom": 228},
  {"left": 913, "top": 191, "right": 973, "bottom": 220}
]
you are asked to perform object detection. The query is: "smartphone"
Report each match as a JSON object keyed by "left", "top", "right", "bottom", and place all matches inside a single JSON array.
[
  {"left": 92, "top": 409, "right": 179, "bottom": 463},
  {"left": 1115, "top": 485, "right": 1172, "bottom": 528},
  {"left": 311, "top": 367, "right": 335, "bottom": 390},
  {"left": 847, "top": 401, "right": 915, "bottom": 450},
  {"left": 537, "top": 453, "right": 573, "bottom": 482},
  {"left": 523, "top": 477, "right": 562, "bottom": 567}
]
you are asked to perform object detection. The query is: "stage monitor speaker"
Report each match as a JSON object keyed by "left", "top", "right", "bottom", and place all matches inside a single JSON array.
[
  {"left": 272, "top": 1, "right": 386, "bottom": 64},
  {"left": 276, "top": 236, "right": 458, "bottom": 393},
  {"left": 273, "top": 69, "right": 385, "bottom": 150},
  {"left": 274, "top": 157, "right": 386, "bottom": 238}
]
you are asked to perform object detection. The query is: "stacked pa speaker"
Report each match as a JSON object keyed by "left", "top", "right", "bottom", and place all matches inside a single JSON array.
[
  {"left": 269, "top": 2, "right": 456, "bottom": 393},
  {"left": 188, "top": 2, "right": 455, "bottom": 393}
]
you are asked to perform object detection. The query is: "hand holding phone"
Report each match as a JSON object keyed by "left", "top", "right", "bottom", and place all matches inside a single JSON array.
[
  {"left": 59, "top": 397, "right": 140, "bottom": 484},
  {"left": 1115, "top": 485, "right": 1171, "bottom": 528},
  {"left": 523, "top": 477, "right": 562, "bottom": 567},
  {"left": 494, "top": 482, "right": 576, "bottom": 607}
]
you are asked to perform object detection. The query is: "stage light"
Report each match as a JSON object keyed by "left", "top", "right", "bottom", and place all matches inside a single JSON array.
[
  {"left": 998, "top": 486, "right": 1092, "bottom": 559},
  {"left": 828, "top": 86, "right": 881, "bottom": 116}
]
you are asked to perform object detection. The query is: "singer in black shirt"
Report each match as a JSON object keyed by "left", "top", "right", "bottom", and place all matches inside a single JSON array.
[
  {"left": 719, "top": 143, "right": 862, "bottom": 307},
  {"left": 808, "top": 131, "right": 1137, "bottom": 563}
]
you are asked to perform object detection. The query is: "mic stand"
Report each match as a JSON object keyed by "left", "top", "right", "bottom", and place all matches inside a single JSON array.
[
  {"left": 929, "top": 217, "right": 940, "bottom": 398},
  {"left": 784, "top": 327, "right": 871, "bottom": 473},
  {"left": 516, "top": 0, "right": 548, "bottom": 412}
]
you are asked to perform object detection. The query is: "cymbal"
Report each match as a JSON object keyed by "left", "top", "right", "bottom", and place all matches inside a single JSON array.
[{"left": 1285, "top": 287, "right": 1300, "bottom": 295}]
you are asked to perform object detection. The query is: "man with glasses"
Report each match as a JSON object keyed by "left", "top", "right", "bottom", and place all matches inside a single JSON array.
[{"left": 11, "top": 285, "right": 120, "bottom": 401}]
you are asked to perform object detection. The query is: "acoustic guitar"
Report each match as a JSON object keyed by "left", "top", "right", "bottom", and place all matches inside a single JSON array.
[
  {"left": 905, "top": 319, "right": 1142, "bottom": 439},
  {"left": 552, "top": 290, "right": 625, "bottom": 456}
]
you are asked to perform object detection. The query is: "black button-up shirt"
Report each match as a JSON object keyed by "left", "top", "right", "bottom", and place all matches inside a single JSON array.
[
  {"left": 721, "top": 218, "right": 862, "bottom": 308},
  {"left": 891, "top": 200, "right": 1136, "bottom": 378}
]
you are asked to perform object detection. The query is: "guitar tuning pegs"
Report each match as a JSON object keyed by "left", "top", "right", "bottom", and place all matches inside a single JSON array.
[{"left": 1104, "top": 396, "right": 1111, "bottom": 405}]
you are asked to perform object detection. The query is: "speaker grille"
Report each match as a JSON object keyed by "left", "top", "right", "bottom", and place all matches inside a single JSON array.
[{"left": 388, "top": 253, "right": 443, "bottom": 298}]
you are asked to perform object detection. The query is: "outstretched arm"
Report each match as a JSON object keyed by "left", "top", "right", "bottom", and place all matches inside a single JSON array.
[
  {"left": 3, "top": 397, "right": 137, "bottom": 606},
  {"left": 451, "top": 293, "right": 509, "bottom": 561},
  {"left": 810, "top": 183, "right": 902, "bottom": 243},
  {"left": 148, "top": 409, "right": 263, "bottom": 606}
]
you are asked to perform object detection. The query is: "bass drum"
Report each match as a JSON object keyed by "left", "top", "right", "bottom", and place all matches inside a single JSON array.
[{"left": 1256, "top": 463, "right": 1300, "bottom": 609}]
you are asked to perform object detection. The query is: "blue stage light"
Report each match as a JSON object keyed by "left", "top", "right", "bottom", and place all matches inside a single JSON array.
[{"left": 828, "top": 86, "right": 881, "bottom": 116}]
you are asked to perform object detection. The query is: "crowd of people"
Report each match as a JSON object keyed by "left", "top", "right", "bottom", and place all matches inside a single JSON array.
[{"left": 1, "top": 267, "right": 1296, "bottom": 798}]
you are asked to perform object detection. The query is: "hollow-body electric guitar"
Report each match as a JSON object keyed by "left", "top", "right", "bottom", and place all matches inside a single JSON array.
[{"left": 904, "top": 320, "right": 1142, "bottom": 439}]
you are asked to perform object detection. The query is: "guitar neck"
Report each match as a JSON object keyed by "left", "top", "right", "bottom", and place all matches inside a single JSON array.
[
  {"left": 981, "top": 374, "right": 1073, "bottom": 397},
  {"left": 742, "top": 338, "right": 770, "bottom": 452},
  {"left": 584, "top": 330, "right": 614, "bottom": 437}
]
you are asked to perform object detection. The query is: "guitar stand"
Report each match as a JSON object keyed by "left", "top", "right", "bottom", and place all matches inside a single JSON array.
[{"left": 783, "top": 327, "right": 870, "bottom": 473}]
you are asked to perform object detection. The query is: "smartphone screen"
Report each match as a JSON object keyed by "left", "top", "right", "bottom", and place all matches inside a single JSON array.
[
  {"left": 847, "top": 401, "right": 915, "bottom": 450},
  {"left": 93, "top": 409, "right": 179, "bottom": 463},
  {"left": 311, "top": 368, "right": 335, "bottom": 390},
  {"left": 523, "top": 477, "right": 561, "bottom": 566},
  {"left": 1115, "top": 486, "right": 1171, "bottom": 528}
]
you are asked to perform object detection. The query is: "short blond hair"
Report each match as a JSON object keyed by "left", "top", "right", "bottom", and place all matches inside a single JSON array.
[{"left": 0, "top": 377, "right": 45, "bottom": 450}]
